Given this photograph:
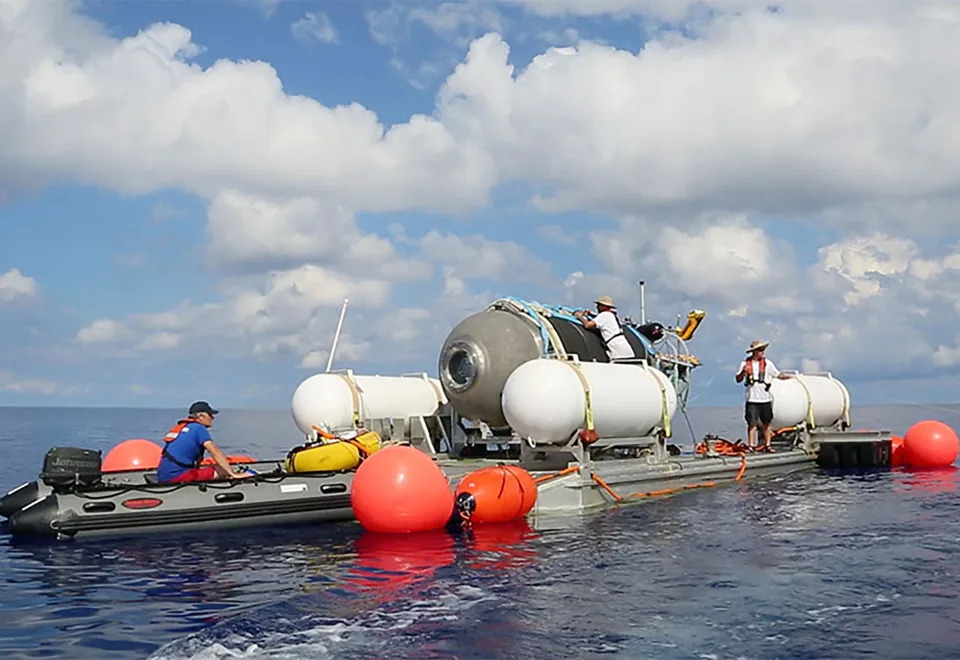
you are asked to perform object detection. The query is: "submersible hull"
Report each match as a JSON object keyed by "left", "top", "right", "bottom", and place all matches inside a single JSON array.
[
  {"left": 438, "top": 302, "right": 651, "bottom": 427},
  {"left": 1, "top": 462, "right": 355, "bottom": 540}
]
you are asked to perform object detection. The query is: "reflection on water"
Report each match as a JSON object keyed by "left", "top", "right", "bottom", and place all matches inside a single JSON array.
[{"left": 1, "top": 405, "right": 960, "bottom": 659}]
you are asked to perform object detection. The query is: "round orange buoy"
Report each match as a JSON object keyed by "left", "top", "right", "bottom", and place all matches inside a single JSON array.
[
  {"left": 350, "top": 445, "right": 453, "bottom": 533},
  {"left": 201, "top": 454, "right": 255, "bottom": 466},
  {"left": 904, "top": 420, "right": 960, "bottom": 468},
  {"left": 102, "top": 439, "right": 163, "bottom": 472},
  {"left": 454, "top": 465, "right": 538, "bottom": 524},
  {"left": 501, "top": 465, "right": 537, "bottom": 515},
  {"left": 890, "top": 434, "right": 905, "bottom": 467}
]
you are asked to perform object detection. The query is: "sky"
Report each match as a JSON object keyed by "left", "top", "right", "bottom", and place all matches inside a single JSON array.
[{"left": 2, "top": 0, "right": 960, "bottom": 410}]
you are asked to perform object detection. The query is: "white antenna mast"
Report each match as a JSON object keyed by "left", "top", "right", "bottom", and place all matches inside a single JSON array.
[
  {"left": 325, "top": 298, "right": 349, "bottom": 373},
  {"left": 638, "top": 280, "right": 646, "bottom": 325}
]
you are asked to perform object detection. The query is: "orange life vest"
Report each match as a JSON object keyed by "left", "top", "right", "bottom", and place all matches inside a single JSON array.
[
  {"left": 163, "top": 418, "right": 195, "bottom": 443},
  {"left": 744, "top": 357, "right": 769, "bottom": 390},
  {"left": 161, "top": 418, "right": 203, "bottom": 469}
]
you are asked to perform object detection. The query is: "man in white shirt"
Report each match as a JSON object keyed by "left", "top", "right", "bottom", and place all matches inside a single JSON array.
[
  {"left": 735, "top": 340, "right": 792, "bottom": 450},
  {"left": 574, "top": 295, "right": 636, "bottom": 360}
]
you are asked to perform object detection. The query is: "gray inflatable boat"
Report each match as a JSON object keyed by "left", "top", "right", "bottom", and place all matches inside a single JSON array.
[{"left": 0, "top": 447, "right": 355, "bottom": 540}]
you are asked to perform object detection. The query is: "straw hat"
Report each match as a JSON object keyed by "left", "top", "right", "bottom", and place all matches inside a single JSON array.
[
  {"left": 746, "top": 339, "right": 769, "bottom": 353},
  {"left": 595, "top": 295, "right": 616, "bottom": 308}
]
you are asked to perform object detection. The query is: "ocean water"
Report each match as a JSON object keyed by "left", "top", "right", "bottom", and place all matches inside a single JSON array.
[{"left": 1, "top": 404, "right": 959, "bottom": 659}]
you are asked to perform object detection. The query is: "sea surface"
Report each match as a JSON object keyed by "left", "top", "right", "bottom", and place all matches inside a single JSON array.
[{"left": 1, "top": 404, "right": 959, "bottom": 659}]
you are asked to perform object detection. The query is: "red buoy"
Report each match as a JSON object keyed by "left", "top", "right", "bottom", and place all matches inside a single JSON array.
[
  {"left": 102, "top": 439, "right": 163, "bottom": 472},
  {"left": 454, "top": 465, "right": 538, "bottom": 524},
  {"left": 890, "top": 435, "right": 905, "bottom": 467},
  {"left": 350, "top": 445, "right": 453, "bottom": 533},
  {"left": 904, "top": 420, "right": 959, "bottom": 468}
]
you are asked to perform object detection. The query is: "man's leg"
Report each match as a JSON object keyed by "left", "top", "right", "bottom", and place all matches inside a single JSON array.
[
  {"left": 759, "top": 402, "right": 774, "bottom": 448},
  {"left": 745, "top": 403, "right": 759, "bottom": 447},
  {"left": 168, "top": 467, "right": 218, "bottom": 483}
]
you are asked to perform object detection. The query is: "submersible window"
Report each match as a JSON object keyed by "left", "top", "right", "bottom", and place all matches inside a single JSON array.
[{"left": 447, "top": 347, "right": 477, "bottom": 390}]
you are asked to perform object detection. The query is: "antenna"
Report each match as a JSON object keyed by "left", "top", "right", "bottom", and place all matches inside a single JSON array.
[
  {"left": 638, "top": 280, "right": 646, "bottom": 325},
  {"left": 325, "top": 298, "right": 349, "bottom": 373}
]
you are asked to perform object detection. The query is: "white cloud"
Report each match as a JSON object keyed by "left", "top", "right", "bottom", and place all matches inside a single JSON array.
[
  {"left": 0, "top": 369, "right": 58, "bottom": 395},
  {"left": 437, "top": 6, "right": 960, "bottom": 216},
  {"left": 536, "top": 224, "right": 577, "bottom": 245},
  {"left": 420, "top": 230, "right": 552, "bottom": 283},
  {"left": 1, "top": 6, "right": 496, "bottom": 212},
  {"left": 0, "top": 268, "right": 38, "bottom": 302},
  {"left": 76, "top": 318, "right": 121, "bottom": 344},
  {"left": 136, "top": 332, "right": 182, "bottom": 352},
  {"left": 291, "top": 12, "right": 339, "bottom": 46},
  {"left": 816, "top": 235, "right": 917, "bottom": 306}
]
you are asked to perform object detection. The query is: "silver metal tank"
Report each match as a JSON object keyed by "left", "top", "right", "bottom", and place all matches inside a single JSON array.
[
  {"left": 437, "top": 307, "right": 543, "bottom": 427},
  {"left": 438, "top": 299, "right": 650, "bottom": 426}
]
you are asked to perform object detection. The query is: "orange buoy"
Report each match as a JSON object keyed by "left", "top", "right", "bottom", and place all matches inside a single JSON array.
[
  {"left": 350, "top": 445, "right": 454, "bottom": 533},
  {"left": 904, "top": 420, "right": 960, "bottom": 468},
  {"left": 890, "top": 435, "right": 905, "bottom": 467},
  {"left": 101, "top": 439, "right": 163, "bottom": 472},
  {"left": 454, "top": 465, "right": 538, "bottom": 524},
  {"left": 201, "top": 454, "right": 255, "bottom": 466}
]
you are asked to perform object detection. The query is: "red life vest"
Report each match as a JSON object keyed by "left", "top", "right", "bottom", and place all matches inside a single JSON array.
[
  {"left": 161, "top": 418, "right": 203, "bottom": 469},
  {"left": 745, "top": 358, "right": 770, "bottom": 390},
  {"left": 163, "top": 418, "right": 195, "bottom": 443}
]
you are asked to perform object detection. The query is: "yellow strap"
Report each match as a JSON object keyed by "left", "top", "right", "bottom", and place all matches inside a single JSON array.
[
  {"left": 564, "top": 361, "right": 595, "bottom": 432},
  {"left": 650, "top": 366, "right": 672, "bottom": 438},
  {"left": 335, "top": 372, "right": 362, "bottom": 428}
]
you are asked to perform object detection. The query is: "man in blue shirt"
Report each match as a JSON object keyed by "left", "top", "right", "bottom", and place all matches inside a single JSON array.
[{"left": 157, "top": 401, "right": 253, "bottom": 483}]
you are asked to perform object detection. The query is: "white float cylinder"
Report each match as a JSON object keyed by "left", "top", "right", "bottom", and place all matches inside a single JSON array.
[
  {"left": 501, "top": 359, "right": 678, "bottom": 445},
  {"left": 770, "top": 373, "right": 850, "bottom": 430},
  {"left": 291, "top": 372, "right": 446, "bottom": 435}
]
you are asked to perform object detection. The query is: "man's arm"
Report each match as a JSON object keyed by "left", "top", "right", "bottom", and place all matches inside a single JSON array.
[
  {"left": 735, "top": 360, "right": 747, "bottom": 383},
  {"left": 574, "top": 310, "right": 598, "bottom": 329},
  {"left": 203, "top": 440, "right": 251, "bottom": 479}
]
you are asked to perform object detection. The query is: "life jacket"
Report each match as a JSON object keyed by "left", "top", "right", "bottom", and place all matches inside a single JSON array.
[
  {"left": 744, "top": 358, "right": 771, "bottom": 391},
  {"left": 161, "top": 418, "right": 203, "bottom": 469}
]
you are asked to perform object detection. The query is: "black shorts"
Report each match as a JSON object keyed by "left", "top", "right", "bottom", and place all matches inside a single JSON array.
[{"left": 745, "top": 401, "right": 773, "bottom": 427}]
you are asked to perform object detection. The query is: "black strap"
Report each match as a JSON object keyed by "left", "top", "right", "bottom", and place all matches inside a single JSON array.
[
  {"left": 603, "top": 331, "right": 624, "bottom": 346},
  {"left": 161, "top": 445, "right": 201, "bottom": 469}
]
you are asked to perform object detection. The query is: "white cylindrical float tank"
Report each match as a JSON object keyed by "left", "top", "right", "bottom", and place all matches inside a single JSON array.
[
  {"left": 501, "top": 359, "right": 677, "bottom": 445},
  {"left": 770, "top": 373, "right": 850, "bottom": 430},
  {"left": 291, "top": 372, "right": 446, "bottom": 435}
]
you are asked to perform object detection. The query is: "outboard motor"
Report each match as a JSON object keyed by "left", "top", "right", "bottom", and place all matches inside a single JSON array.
[
  {"left": 40, "top": 447, "right": 103, "bottom": 489},
  {"left": 634, "top": 322, "right": 666, "bottom": 343}
]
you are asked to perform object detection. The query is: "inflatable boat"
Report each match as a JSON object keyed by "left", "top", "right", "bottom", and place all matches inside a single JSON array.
[{"left": 0, "top": 447, "right": 357, "bottom": 540}]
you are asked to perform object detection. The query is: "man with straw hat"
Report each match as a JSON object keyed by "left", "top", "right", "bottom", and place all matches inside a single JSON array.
[
  {"left": 735, "top": 340, "right": 792, "bottom": 451},
  {"left": 574, "top": 295, "right": 636, "bottom": 360}
]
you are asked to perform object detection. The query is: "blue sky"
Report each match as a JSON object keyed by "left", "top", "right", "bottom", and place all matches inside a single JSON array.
[{"left": 2, "top": 0, "right": 960, "bottom": 411}]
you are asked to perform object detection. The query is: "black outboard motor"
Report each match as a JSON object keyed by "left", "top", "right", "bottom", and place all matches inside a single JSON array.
[
  {"left": 634, "top": 322, "right": 666, "bottom": 343},
  {"left": 40, "top": 447, "right": 103, "bottom": 489}
]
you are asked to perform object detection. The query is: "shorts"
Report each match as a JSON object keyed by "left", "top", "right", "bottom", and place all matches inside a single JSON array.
[
  {"left": 745, "top": 401, "right": 773, "bottom": 427},
  {"left": 167, "top": 466, "right": 217, "bottom": 483}
]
